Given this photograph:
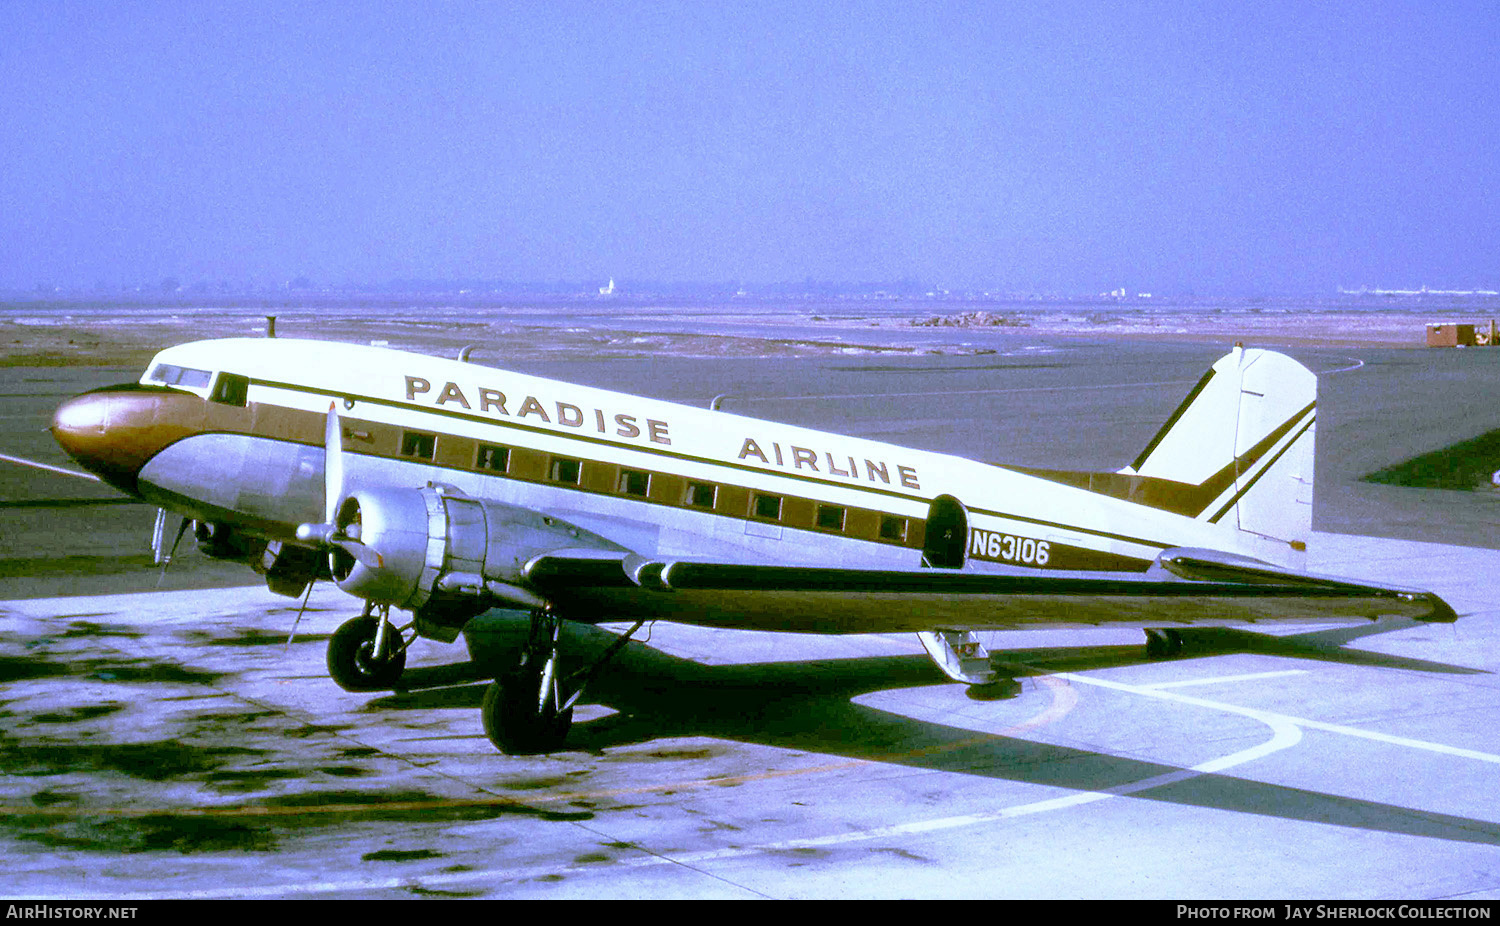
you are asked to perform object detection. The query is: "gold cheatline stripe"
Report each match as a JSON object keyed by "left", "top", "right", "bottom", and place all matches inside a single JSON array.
[
  {"left": 1206, "top": 414, "right": 1316, "bottom": 524},
  {"left": 244, "top": 376, "right": 1184, "bottom": 554}
]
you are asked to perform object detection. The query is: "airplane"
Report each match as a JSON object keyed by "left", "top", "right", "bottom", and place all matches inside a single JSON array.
[{"left": 48, "top": 337, "right": 1456, "bottom": 754}]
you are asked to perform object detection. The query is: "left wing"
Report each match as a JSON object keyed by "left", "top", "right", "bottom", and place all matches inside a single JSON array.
[{"left": 523, "top": 547, "right": 1456, "bottom": 636}]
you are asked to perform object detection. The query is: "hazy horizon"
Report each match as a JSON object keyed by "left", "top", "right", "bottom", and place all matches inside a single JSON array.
[{"left": 4, "top": 2, "right": 1497, "bottom": 296}]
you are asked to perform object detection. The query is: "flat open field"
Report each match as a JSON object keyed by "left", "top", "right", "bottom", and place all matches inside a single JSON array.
[{"left": 5, "top": 293, "right": 1500, "bottom": 370}]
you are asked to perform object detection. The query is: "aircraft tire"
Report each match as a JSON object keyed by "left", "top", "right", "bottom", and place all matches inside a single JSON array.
[
  {"left": 327, "top": 615, "right": 408, "bottom": 691},
  {"left": 481, "top": 672, "right": 573, "bottom": 755}
]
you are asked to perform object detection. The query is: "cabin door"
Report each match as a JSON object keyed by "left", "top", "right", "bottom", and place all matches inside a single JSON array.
[{"left": 922, "top": 494, "right": 968, "bottom": 569}]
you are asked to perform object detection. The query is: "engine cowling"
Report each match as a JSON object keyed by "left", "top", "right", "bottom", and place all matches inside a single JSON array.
[{"left": 330, "top": 483, "right": 626, "bottom": 614}]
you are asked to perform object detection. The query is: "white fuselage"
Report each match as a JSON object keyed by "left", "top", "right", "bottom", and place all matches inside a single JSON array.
[{"left": 135, "top": 338, "right": 1235, "bottom": 573}]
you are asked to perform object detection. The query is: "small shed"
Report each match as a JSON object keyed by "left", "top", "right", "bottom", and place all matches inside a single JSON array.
[{"left": 1427, "top": 323, "right": 1477, "bottom": 347}]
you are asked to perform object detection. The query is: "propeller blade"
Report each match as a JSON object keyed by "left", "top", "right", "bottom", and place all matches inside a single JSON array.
[
  {"left": 333, "top": 537, "right": 384, "bottom": 570},
  {"left": 324, "top": 402, "right": 343, "bottom": 526}
]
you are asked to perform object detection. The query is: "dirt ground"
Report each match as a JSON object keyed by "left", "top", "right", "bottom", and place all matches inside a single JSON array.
[{"left": 5, "top": 298, "right": 1497, "bottom": 368}]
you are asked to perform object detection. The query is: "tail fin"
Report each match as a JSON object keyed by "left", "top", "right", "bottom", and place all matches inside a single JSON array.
[{"left": 1122, "top": 346, "right": 1316, "bottom": 569}]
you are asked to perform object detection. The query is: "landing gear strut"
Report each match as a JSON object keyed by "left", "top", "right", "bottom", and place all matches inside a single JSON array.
[
  {"left": 327, "top": 604, "right": 409, "bottom": 691},
  {"left": 482, "top": 608, "right": 572, "bottom": 754},
  {"left": 481, "top": 607, "right": 647, "bottom": 755}
]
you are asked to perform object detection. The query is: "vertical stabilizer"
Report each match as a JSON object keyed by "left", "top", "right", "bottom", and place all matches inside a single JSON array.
[{"left": 1123, "top": 347, "right": 1316, "bottom": 569}]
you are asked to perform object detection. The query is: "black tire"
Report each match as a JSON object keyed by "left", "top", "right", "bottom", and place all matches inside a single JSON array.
[
  {"left": 327, "top": 615, "right": 407, "bottom": 691},
  {"left": 481, "top": 671, "right": 573, "bottom": 755}
]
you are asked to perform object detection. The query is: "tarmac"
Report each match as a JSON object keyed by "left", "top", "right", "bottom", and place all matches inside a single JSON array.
[{"left": 2, "top": 336, "right": 1500, "bottom": 899}]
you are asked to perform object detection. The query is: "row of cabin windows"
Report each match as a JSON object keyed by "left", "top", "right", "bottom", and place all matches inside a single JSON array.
[
  {"left": 149, "top": 375, "right": 900, "bottom": 547},
  {"left": 399, "top": 430, "right": 909, "bottom": 542}
]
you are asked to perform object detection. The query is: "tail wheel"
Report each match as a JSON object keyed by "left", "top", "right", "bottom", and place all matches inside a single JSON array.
[
  {"left": 327, "top": 615, "right": 407, "bottom": 691},
  {"left": 1144, "top": 628, "right": 1185, "bottom": 659}
]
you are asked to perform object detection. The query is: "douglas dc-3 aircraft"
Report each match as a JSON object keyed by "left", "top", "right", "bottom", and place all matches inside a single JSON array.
[{"left": 50, "top": 338, "right": 1456, "bottom": 754}]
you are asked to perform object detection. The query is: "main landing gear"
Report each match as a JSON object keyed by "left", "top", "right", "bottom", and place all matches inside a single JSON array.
[
  {"left": 324, "top": 601, "right": 644, "bottom": 755},
  {"left": 327, "top": 604, "right": 410, "bottom": 691},
  {"left": 481, "top": 607, "right": 647, "bottom": 755}
]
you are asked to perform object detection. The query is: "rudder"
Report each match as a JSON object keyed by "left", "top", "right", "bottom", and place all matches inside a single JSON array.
[{"left": 1122, "top": 347, "right": 1316, "bottom": 569}]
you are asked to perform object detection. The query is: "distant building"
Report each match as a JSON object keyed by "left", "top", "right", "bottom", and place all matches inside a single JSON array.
[{"left": 1426, "top": 323, "right": 1476, "bottom": 347}]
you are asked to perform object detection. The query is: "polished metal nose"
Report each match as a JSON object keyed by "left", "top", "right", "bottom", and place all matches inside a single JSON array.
[{"left": 50, "top": 387, "right": 196, "bottom": 495}]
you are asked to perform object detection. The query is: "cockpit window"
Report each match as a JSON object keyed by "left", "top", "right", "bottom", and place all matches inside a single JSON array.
[
  {"left": 210, "top": 373, "right": 249, "bottom": 406},
  {"left": 149, "top": 363, "right": 212, "bottom": 389}
]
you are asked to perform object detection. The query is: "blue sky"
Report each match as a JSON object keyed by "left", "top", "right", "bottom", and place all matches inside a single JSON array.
[{"left": 2, "top": 1, "right": 1496, "bottom": 294}]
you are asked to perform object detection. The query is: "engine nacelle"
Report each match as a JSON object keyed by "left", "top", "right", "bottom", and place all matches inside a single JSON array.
[{"left": 330, "top": 483, "right": 625, "bottom": 614}]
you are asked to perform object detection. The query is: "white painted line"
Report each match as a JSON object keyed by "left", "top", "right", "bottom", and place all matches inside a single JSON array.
[
  {"left": 1315, "top": 356, "right": 1365, "bottom": 375},
  {"left": 1059, "top": 672, "right": 1500, "bottom": 765},
  {"left": 89, "top": 716, "right": 1303, "bottom": 899},
  {"left": 0, "top": 452, "right": 101, "bottom": 482},
  {"left": 73, "top": 675, "right": 1306, "bottom": 900},
  {"left": 1142, "top": 669, "right": 1310, "bottom": 690},
  {"left": 38, "top": 651, "right": 1496, "bottom": 900}
]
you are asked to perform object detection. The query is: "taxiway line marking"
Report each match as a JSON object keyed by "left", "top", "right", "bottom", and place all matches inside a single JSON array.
[
  {"left": 38, "top": 676, "right": 1292, "bottom": 901},
  {"left": 1318, "top": 356, "right": 1365, "bottom": 375},
  {"left": 0, "top": 452, "right": 100, "bottom": 482},
  {"left": 22, "top": 610, "right": 1492, "bottom": 899},
  {"left": 71, "top": 679, "right": 1291, "bottom": 900},
  {"left": 1141, "top": 669, "right": 1310, "bottom": 690},
  {"left": 0, "top": 678, "right": 1083, "bottom": 826},
  {"left": 1057, "top": 672, "right": 1500, "bottom": 765}
]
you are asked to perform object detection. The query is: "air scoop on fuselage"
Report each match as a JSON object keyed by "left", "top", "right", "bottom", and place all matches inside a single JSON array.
[{"left": 50, "top": 384, "right": 201, "bottom": 495}]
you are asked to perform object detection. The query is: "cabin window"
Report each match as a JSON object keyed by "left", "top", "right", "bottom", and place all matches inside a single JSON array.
[
  {"left": 879, "top": 515, "right": 908, "bottom": 542},
  {"left": 753, "top": 493, "right": 783, "bottom": 521},
  {"left": 618, "top": 469, "right": 651, "bottom": 497},
  {"left": 476, "top": 444, "right": 510, "bottom": 472},
  {"left": 549, "top": 457, "right": 582, "bottom": 485},
  {"left": 148, "top": 363, "right": 212, "bottom": 389},
  {"left": 400, "top": 431, "right": 436, "bottom": 460},
  {"left": 209, "top": 373, "right": 249, "bottom": 407},
  {"left": 685, "top": 482, "right": 717, "bottom": 509},
  {"left": 816, "top": 504, "right": 846, "bottom": 532}
]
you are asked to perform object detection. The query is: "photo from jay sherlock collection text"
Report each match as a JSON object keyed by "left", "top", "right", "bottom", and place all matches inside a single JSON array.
[{"left": 1177, "top": 907, "right": 1493, "bottom": 921}]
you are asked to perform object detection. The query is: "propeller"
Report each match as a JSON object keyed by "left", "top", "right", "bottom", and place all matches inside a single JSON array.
[
  {"left": 294, "top": 402, "right": 383, "bottom": 570},
  {"left": 283, "top": 403, "right": 382, "bottom": 653}
]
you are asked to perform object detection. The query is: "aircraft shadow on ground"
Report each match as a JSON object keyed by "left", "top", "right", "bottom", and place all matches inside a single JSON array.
[{"left": 366, "top": 612, "right": 1500, "bottom": 848}]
